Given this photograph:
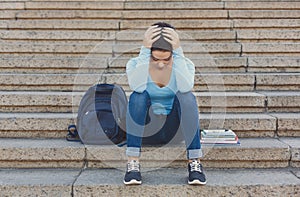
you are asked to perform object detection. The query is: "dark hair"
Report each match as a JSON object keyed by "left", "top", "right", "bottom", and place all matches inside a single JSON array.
[
  {"left": 152, "top": 22, "right": 175, "bottom": 30},
  {"left": 151, "top": 22, "right": 175, "bottom": 52}
]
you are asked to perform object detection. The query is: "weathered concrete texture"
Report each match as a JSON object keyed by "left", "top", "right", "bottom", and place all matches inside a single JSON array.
[
  {"left": 0, "top": 112, "right": 280, "bottom": 138},
  {"left": 226, "top": 2, "right": 300, "bottom": 9},
  {"left": 196, "top": 92, "right": 266, "bottom": 113},
  {"left": 260, "top": 91, "right": 300, "bottom": 112},
  {"left": 16, "top": 10, "right": 123, "bottom": 19},
  {"left": 256, "top": 73, "right": 300, "bottom": 91},
  {"left": 248, "top": 57, "right": 300, "bottom": 72},
  {"left": 237, "top": 30, "right": 300, "bottom": 42},
  {"left": 242, "top": 43, "right": 300, "bottom": 56},
  {"left": 229, "top": 10, "right": 300, "bottom": 19},
  {"left": 195, "top": 73, "right": 255, "bottom": 91},
  {"left": 272, "top": 113, "right": 300, "bottom": 137},
  {"left": 280, "top": 138, "right": 300, "bottom": 168},
  {"left": 25, "top": 1, "right": 124, "bottom": 10},
  {"left": 120, "top": 19, "right": 233, "bottom": 30},
  {"left": 0, "top": 73, "right": 260, "bottom": 92},
  {"left": 0, "top": 169, "right": 80, "bottom": 197},
  {"left": 200, "top": 113, "right": 277, "bottom": 137},
  {"left": 2, "top": 20, "right": 119, "bottom": 30},
  {"left": 116, "top": 30, "right": 236, "bottom": 42},
  {"left": 0, "top": 113, "right": 74, "bottom": 133},
  {"left": 0, "top": 138, "right": 85, "bottom": 168},
  {"left": 233, "top": 19, "right": 300, "bottom": 29},
  {"left": 73, "top": 168, "right": 300, "bottom": 197},
  {"left": 0, "top": 91, "right": 272, "bottom": 113},
  {"left": 124, "top": 1, "right": 224, "bottom": 10},
  {"left": 85, "top": 138, "right": 290, "bottom": 169},
  {"left": 122, "top": 10, "right": 228, "bottom": 19}
]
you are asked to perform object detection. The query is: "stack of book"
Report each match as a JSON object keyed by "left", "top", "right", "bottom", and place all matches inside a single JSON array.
[{"left": 200, "top": 129, "right": 240, "bottom": 145}]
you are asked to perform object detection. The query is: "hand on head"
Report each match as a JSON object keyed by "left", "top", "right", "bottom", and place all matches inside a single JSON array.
[
  {"left": 143, "top": 25, "right": 161, "bottom": 49},
  {"left": 162, "top": 27, "right": 180, "bottom": 50},
  {"left": 143, "top": 24, "right": 180, "bottom": 50}
]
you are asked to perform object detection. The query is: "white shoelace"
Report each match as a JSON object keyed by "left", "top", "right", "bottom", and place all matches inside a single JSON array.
[
  {"left": 127, "top": 160, "right": 140, "bottom": 172},
  {"left": 190, "top": 160, "right": 202, "bottom": 172}
]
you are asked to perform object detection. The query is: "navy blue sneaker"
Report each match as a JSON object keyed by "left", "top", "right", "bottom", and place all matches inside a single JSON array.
[
  {"left": 123, "top": 160, "right": 142, "bottom": 185},
  {"left": 188, "top": 160, "right": 206, "bottom": 185}
]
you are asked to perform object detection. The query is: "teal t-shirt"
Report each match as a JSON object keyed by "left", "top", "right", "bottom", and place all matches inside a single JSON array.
[{"left": 146, "top": 71, "right": 177, "bottom": 115}]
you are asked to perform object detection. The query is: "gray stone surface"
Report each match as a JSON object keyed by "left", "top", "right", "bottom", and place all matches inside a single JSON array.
[
  {"left": 120, "top": 19, "right": 233, "bottom": 30},
  {"left": 200, "top": 113, "right": 277, "bottom": 137},
  {"left": 238, "top": 30, "right": 300, "bottom": 41},
  {"left": 0, "top": 138, "right": 85, "bottom": 168},
  {"left": 85, "top": 138, "right": 290, "bottom": 169},
  {"left": 233, "top": 19, "right": 300, "bottom": 29},
  {"left": 3, "top": 20, "right": 119, "bottom": 30},
  {"left": 230, "top": 10, "right": 300, "bottom": 19},
  {"left": 124, "top": 1, "right": 224, "bottom": 10},
  {"left": 256, "top": 73, "right": 300, "bottom": 91},
  {"left": 272, "top": 113, "right": 300, "bottom": 137},
  {"left": 226, "top": 1, "right": 300, "bottom": 9},
  {"left": 0, "top": 169, "right": 79, "bottom": 196},
  {"left": 196, "top": 92, "right": 266, "bottom": 113},
  {"left": 25, "top": 1, "right": 124, "bottom": 10},
  {"left": 16, "top": 10, "right": 122, "bottom": 19},
  {"left": 260, "top": 91, "right": 300, "bottom": 112},
  {"left": 74, "top": 168, "right": 300, "bottom": 196},
  {"left": 242, "top": 43, "right": 300, "bottom": 55},
  {"left": 280, "top": 138, "right": 300, "bottom": 167},
  {"left": 248, "top": 57, "right": 300, "bottom": 72}
]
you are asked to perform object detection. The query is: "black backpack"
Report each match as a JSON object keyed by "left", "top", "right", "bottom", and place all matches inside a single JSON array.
[{"left": 69, "top": 84, "right": 127, "bottom": 145}]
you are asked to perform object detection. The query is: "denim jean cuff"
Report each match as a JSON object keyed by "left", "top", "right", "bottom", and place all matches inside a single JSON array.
[
  {"left": 126, "top": 147, "right": 141, "bottom": 157},
  {"left": 187, "top": 149, "right": 203, "bottom": 159}
]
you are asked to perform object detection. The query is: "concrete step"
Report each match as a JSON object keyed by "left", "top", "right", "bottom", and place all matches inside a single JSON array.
[
  {"left": 229, "top": 10, "right": 300, "bottom": 19},
  {"left": 0, "top": 73, "right": 299, "bottom": 91},
  {"left": 0, "top": 73, "right": 252, "bottom": 91},
  {"left": 2, "top": 56, "right": 300, "bottom": 73},
  {"left": 0, "top": 29, "right": 237, "bottom": 43},
  {"left": 233, "top": 19, "right": 300, "bottom": 30},
  {"left": 0, "top": 55, "right": 248, "bottom": 73},
  {"left": 248, "top": 56, "right": 300, "bottom": 72},
  {"left": 2, "top": 40, "right": 299, "bottom": 57},
  {"left": 0, "top": 168, "right": 299, "bottom": 197},
  {"left": 0, "top": 91, "right": 267, "bottom": 113},
  {"left": 0, "top": 41, "right": 242, "bottom": 56},
  {"left": 242, "top": 43, "right": 300, "bottom": 56},
  {"left": 237, "top": 30, "right": 300, "bottom": 42},
  {"left": 0, "top": 20, "right": 120, "bottom": 30},
  {"left": 3, "top": 91, "right": 300, "bottom": 113},
  {"left": 255, "top": 73, "right": 300, "bottom": 91},
  {"left": 23, "top": 1, "right": 124, "bottom": 10},
  {"left": 0, "top": 112, "right": 299, "bottom": 138},
  {"left": 225, "top": 1, "right": 300, "bottom": 10},
  {"left": 120, "top": 19, "right": 233, "bottom": 30},
  {"left": 0, "top": 137, "right": 298, "bottom": 169}
]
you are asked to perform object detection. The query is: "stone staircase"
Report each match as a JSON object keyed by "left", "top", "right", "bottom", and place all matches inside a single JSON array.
[{"left": 0, "top": 0, "right": 299, "bottom": 196}]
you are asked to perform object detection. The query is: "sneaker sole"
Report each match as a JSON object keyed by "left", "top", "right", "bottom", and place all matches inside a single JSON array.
[
  {"left": 188, "top": 180, "right": 207, "bottom": 185},
  {"left": 123, "top": 179, "right": 142, "bottom": 185}
]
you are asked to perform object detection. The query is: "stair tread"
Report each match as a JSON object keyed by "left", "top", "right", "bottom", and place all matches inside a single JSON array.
[
  {"left": 0, "top": 137, "right": 296, "bottom": 160},
  {"left": 0, "top": 168, "right": 299, "bottom": 196}
]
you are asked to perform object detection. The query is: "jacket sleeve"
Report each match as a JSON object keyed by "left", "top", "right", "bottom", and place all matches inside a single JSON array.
[
  {"left": 172, "top": 47, "right": 195, "bottom": 92},
  {"left": 126, "top": 46, "right": 150, "bottom": 92}
]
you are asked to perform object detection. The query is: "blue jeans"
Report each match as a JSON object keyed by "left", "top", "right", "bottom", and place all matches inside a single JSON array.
[{"left": 126, "top": 91, "right": 202, "bottom": 159}]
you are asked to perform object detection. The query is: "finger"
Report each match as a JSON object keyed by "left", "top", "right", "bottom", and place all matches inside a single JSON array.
[
  {"left": 151, "top": 31, "right": 161, "bottom": 39},
  {"left": 162, "top": 33, "right": 173, "bottom": 41},
  {"left": 162, "top": 36, "right": 174, "bottom": 45},
  {"left": 162, "top": 28, "right": 178, "bottom": 38},
  {"left": 162, "top": 27, "right": 176, "bottom": 34},
  {"left": 151, "top": 34, "right": 161, "bottom": 42}
]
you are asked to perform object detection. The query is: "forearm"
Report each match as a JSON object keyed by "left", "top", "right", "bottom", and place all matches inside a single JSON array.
[
  {"left": 173, "top": 47, "right": 195, "bottom": 92},
  {"left": 126, "top": 46, "right": 151, "bottom": 92}
]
